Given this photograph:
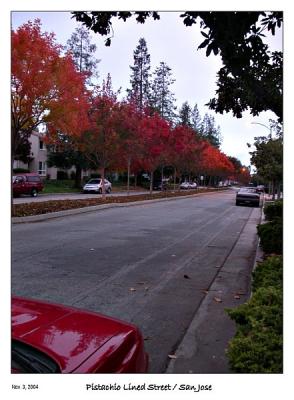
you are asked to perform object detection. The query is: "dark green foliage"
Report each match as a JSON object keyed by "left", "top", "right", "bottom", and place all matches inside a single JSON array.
[
  {"left": 250, "top": 136, "right": 283, "bottom": 190},
  {"left": 150, "top": 61, "right": 177, "bottom": 123},
  {"left": 127, "top": 38, "right": 151, "bottom": 110},
  {"left": 56, "top": 171, "right": 69, "bottom": 180},
  {"left": 66, "top": 26, "right": 100, "bottom": 84},
  {"left": 72, "top": 12, "right": 282, "bottom": 121},
  {"left": 264, "top": 200, "right": 283, "bottom": 221},
  {"left": 226, "top": 329, "right": 282, "bottom": 373},
  {"left": 226, "top": 255, "right": 283, "bottom": 373},
  {"left": 257, "top": 217, "right": 283, "bottom": 254},
  {"left": 252, "top": 256, "right": 282, "bottom": 291},
  {"left": 178, "top": 102, "right": 193, "bottom": 127},
  {"left": 13, "top": 168, "right": 30, "bottom": 174}
]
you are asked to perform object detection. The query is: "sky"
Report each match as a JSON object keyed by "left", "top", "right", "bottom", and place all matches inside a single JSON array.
[{"left": 11, "top": 10, "right": 283, "bottom": 167}]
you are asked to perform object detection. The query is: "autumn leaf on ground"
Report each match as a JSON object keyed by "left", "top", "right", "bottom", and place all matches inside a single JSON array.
[
  {"left": 129, "top": 288, "right": 136, "bottom": 292},
  {"left": 213, "top": 297, "right": 222, "bottom": 303},
  {"left": 168, "top": 354, "right": 177, "bottom": 359}
]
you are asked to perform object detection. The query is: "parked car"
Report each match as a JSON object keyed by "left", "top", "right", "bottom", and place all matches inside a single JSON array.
[
  {"left": 180, "top": 181, "right": 197, "bottom": 190},
  {"left": 152, "top": 180, "right": 168, "bottom": 191},
  {"left": 189, "top": 182, "right": 198, "bottom": 189},
  {"left": 83, "top": 178, "right": 112, "bottom": 194},
  {"left": 256, "top": 185, "right": 265, "bottom": 193},
  {"left": 11, "top": 296, "right": 148, "bottom": 373},
  {"left": 12, "top": 173, "right": 44, "bottom": 197},
  {"left": 236, "top": 187, "right": 260, "bottom": 207}
]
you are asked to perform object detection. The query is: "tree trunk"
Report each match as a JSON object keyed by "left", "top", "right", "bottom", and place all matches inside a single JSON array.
[
  {"left": 271, "top": 180, "right": 276, "bottom": 200},
  {"left": 101, "top": 167, "right": 106, "bottom": 199},
  {"left": 74, "top": 165, "right": 82, "bottom": 189},
  {"left": 149, "top": 170, "right": 154, "bottom": 194},
  {"left": 127, "top": 158, "right": 131, "bottom": 196},
  {"left": 277, "top": 182, "right": 281, "bottom": 200},
  {"left": 173, "top": 167, "right": 177, "bottom": 191}
]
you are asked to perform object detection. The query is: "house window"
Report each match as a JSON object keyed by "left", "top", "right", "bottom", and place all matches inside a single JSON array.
[
  {"left": 39, "top": 139, "right": 45, "bottom": 150},
  {"left": 38, "top": 161, "right": 46, "bottom": 176}
]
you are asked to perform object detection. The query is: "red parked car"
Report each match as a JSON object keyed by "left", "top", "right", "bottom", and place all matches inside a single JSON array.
[
  {"left": 12, "top": 173, "right": 44, "bottom": 197},
  {"left": 11, "top": 297, "right": 148, "bottom": 373}
]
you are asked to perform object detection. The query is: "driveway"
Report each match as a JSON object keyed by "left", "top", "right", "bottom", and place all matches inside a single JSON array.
[{"left": 11, "top": 190, "right": 261, "bottom": 373}]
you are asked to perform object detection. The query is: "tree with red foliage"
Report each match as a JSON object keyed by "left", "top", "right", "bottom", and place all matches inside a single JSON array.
[
  {"left": 81, "top": 74, "right": 121, "bottom": 197},
  {"left": 115, "top": 100, "right": 143, "bottom": 194},
  {"left": 11, "top": 20, "right": 89, "bottom": 169},
  {"left": 167, "top": 125, "right": 205, "bottom": 188},
  {"left": 138, "top": 112, "right": 171, "bottom": 193}
]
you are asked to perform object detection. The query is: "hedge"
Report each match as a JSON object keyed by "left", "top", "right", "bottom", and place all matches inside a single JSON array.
[
  {"left": 264, "top": 200, "right": 283, "bottom": 221},
  {"left": 226, "top": 256, "right": 283, "bottom": 373},
  {"left": 257, "top": 217, "right": 283, "bottom": 255}
]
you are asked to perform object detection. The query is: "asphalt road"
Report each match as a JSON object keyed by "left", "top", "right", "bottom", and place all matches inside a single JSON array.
[{"left": 11, "top": 189, "right": 261, "bottom": 373}]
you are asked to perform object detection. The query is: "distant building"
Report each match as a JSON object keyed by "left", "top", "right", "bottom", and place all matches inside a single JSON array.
[{"left": 13, "top": 131, "right": 71, "bottom": 180}]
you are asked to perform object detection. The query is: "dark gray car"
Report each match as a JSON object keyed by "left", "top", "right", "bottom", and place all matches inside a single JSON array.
[{"left": 236, "top": 187, "right": 260, "bottom": 207}]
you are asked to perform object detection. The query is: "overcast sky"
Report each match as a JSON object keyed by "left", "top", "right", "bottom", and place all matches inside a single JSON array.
[{"left": 12, "top": 11, "right": 282, "bottom": 167}]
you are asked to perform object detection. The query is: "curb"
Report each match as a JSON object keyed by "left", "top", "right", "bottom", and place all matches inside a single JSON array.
[{"left": 12, "top": 190, "right": 223, "bottom": 224}]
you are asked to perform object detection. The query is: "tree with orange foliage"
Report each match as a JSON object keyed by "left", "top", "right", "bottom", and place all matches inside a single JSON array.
[{"left": 11, "top": 20, "right": 89, "bottom": 168}]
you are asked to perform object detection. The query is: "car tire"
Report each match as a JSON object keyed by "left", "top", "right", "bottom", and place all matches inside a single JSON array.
[
  {"left": 236, "top": 200, "right": 240, "bottom": 206},
  {"left": 107, "top": 187, "right": 111, "bottom": 194},
  {"left": 98, "top": 188, "right": 102, "bottom": 194},
  {"left": 31, "top": 189, "right": 38, "bottom": 197}
]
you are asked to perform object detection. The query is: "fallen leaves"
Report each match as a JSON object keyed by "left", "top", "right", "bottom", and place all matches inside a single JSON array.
[
  {"left": 13, "top": 189, "right": 219, "bottom": 217},
  {"left": 213, "top": 297, "right": 222, "bottom": 303},
  {"left": 168, "top": 354, "right": 177, "bottom": 359}
]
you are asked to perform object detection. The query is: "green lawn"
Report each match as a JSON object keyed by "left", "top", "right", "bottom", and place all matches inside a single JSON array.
[{"left": 42, "top": 180, "right": 81, "bottom": 194}]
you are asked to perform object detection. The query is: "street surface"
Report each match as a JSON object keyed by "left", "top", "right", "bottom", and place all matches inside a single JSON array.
[{"left": 12, "top": 189, "right": 261, "bottom": 373}]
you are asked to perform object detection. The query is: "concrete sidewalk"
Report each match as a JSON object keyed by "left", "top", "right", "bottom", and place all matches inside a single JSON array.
[{"left": 166, "top": 206, "right": 262, "bottom": 373}]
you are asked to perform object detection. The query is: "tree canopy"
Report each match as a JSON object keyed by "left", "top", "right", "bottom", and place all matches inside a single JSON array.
[
  {"left": 72, "top": 11, "right": 282, "bottom": 121},
  {"left": 11, "top": 20, "right": 89, "bottom": 164}
]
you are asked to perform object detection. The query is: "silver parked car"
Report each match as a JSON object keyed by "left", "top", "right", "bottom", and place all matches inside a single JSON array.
[
  {"left": 83, "top": 178, "right": 112, "bottom": 194},
  {"left": 180, "top": 181, "right": 197, "bottom": 190},
  {"left": 236, "top": 187, "right": 260, "bottom": 207}
]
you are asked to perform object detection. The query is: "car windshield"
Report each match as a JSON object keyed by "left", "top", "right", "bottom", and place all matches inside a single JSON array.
[
  {"left": 12, "top": 340, "right": 60, "bottom": 373},
  {"left": 240, "top": 188, "right": 257, "bottom": 193},
  {"left": 87, "top": 179, "right": 101, "bottom": 184}
]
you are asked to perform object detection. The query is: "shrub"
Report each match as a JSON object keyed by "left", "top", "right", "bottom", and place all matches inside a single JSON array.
[
  {"left": 226, "top": 254, "right": 283, "bottom": 373},
  {"left": 257, "top": 217, "right": 283, "bottom": 254},
  {"left": 252, "top": 255, "right": 283, "bottom": 291},
  {"left": 13, "top": 168, "right": 30, "bottom": 174},
  {"left": 264, "top": 200, "right": 283, "bottom": 221},
  {"left": 227, "top": 286, "right": 283, "bottom": 373},
  {"left": 57, "top": 170, "right": 68, "bottom": 180},
  {"left": 226, "top": 329, "right": 282, "bottom": 373}
]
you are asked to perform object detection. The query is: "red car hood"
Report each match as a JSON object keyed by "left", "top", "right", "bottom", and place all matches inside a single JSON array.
[{"left": 12, "top": 297, "right": 136, "bottom": 373}]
